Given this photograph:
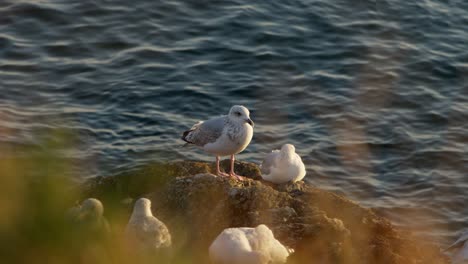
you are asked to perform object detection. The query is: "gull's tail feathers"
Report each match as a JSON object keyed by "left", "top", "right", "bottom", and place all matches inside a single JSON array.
[{"left": 181, "top": 130, "right": 194, "bottom": 144}]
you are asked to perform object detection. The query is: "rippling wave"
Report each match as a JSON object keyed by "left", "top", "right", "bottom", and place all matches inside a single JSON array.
[{"left": 0, "top": 0, "right": 467, "bottom": 245}]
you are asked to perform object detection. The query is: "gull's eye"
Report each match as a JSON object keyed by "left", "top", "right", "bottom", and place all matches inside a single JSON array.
[{"left": 236, "top": 112, "right": 241, "bottom": 116}]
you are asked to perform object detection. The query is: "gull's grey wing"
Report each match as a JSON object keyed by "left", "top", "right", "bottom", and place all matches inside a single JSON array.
[
  {"left": 182, "top": 116, "right": 226, "bottom": 147},
  {"left": 261, "top": 150, "right": 280, "bottom": 175}
]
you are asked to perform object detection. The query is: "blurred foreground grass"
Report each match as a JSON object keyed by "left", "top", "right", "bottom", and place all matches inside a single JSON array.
[{"left": 0, "top": 129, "right": 177, "bottom": 264}]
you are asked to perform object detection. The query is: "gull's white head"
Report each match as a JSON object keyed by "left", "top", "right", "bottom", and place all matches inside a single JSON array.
[
  {"left": 81, "top": 198, "right": 104, "bottom": 218},
  {"left": 281, "top": 144, "right": 296, "bottom": 153},
  {"left": 228, "top": 105, "right": 254, "bottom": 127},
  {"left": 133, "top": 198, "right": 153, "bottom": 216}
]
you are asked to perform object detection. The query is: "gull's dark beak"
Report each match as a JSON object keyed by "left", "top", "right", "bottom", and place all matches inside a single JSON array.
[{"left": 246, "top": 118, "right": 254, "bottom": 127}]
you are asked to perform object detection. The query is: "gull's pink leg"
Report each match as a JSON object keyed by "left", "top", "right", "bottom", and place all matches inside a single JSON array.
[
  {"left": 216, "top": 156, "right": 229, "bottom": 177},
  {"left": 229, "top": 155, "right": 245, "bottom": 180}
]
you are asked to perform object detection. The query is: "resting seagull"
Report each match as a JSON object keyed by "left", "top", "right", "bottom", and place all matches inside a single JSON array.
[
  {"left": 209, "top": 224, "right": 290, "bottom": 264},
  {"left": 260, "top": 144, "right": 306, "bottom": 184},
  {"left": 445, "top": 230, "right": 468, "bottom": 264},
  {"left": 66, "top": 198, "right": 110, "bottom": 239},
  {"left": 182, "top": 105, "right": 254, "bottom": 180},
  {"left": 125, "top": 198, "right": 172, "bottom": 251}
]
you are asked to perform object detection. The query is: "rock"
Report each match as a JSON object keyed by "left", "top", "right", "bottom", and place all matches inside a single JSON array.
[{"left": 82, "top": 160, "right": 449, "bottom": 264}]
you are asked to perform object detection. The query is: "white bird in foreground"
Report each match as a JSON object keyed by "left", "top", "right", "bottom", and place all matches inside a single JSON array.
[
  {"left": 209, "top": 224, "right": 290, "bottom": 264},
  {"left": 445, "top": 230, "right": 468, "bottom": 264},
  {"left": 260, "top": 144, "right": 306, "bottom": 184},
  {"left": 125, "top": 198, "right": 171, "bottom": 251},
  {"left": 182, "top": 105, "right": 254, "bottom": 180}
]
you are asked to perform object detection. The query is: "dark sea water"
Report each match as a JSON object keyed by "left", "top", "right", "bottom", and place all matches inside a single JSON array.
[{"left": 0, "top": 0, "right": 467, "bottom": 246}]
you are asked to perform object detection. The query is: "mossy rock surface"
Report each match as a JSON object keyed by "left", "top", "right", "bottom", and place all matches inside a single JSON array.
[{"left": 82, "top": 160, "right": 448, "bottom": 264}]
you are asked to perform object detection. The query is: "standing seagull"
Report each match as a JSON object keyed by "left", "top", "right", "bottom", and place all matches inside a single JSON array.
[
  {"left": 182, "top": 105, "right": 254, "bottom": 180},
  {"left": 445, "top": 230, "right": 468, "bottom": 263},
  {"left": 125, "top": 198, "right": 172, "bottom": 251},
  {"left": 260, "top": 144, "right": 306, "bottom": 184}
]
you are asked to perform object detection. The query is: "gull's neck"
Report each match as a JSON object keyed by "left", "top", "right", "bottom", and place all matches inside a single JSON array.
[
  {"left": 281, "top": 150, "right": 293, "bottom": 161},
  {"left": 134, "top": 205, "right": 153, "bottom": 218}
]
